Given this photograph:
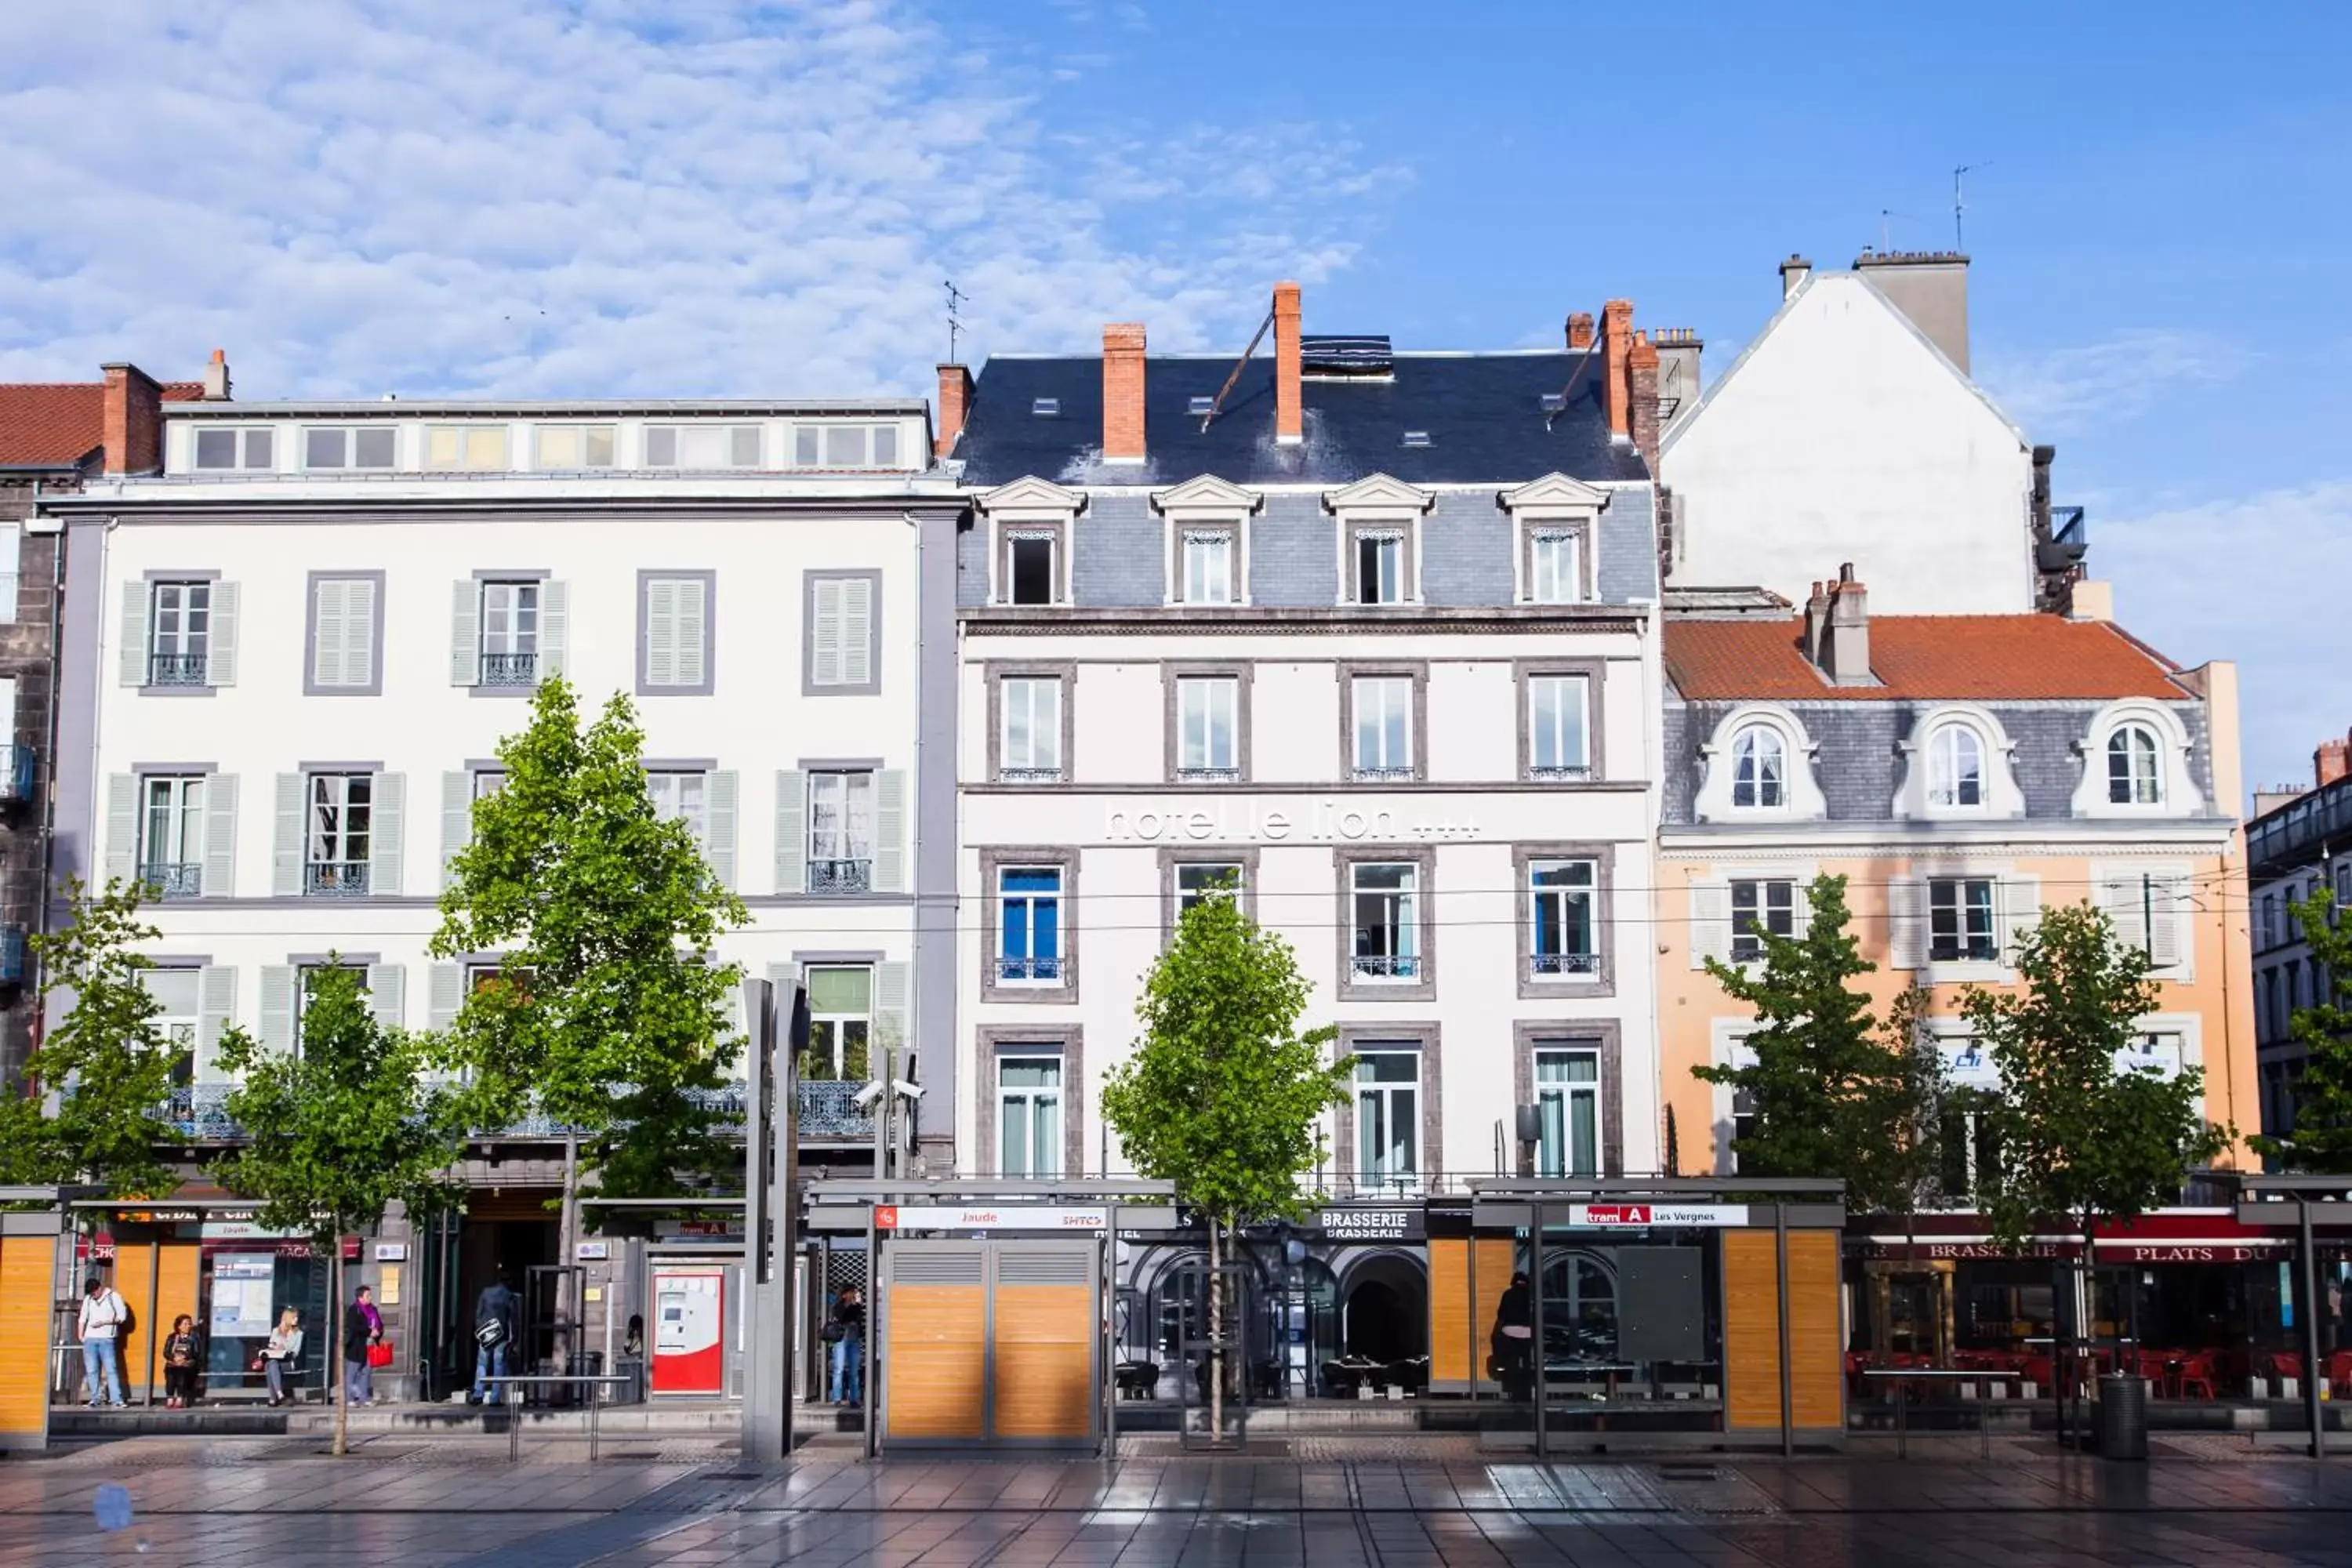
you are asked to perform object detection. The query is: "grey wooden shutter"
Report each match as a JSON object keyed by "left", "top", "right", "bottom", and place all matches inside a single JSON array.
[
  {"left": 1886, "top": 879, "right": 1926, "bottom": 971},
  {"left": 369, "top": 772, "right": 405, "bottom": 896},
  {"left": 810, "top": 579, "right": 842, "bottom": 686},
  {"left": 311, "top": 579, "right": 346, "bottom": 687},
  {"left": 2001, "top": 873, "right": 2042, "bottom": 967},
  {"left": 103, "top": 773, "right": 137, "bottom": 884},
  {"left": 643, "top": 579, "right": 678, "bottom": 687},
  {"left": 539, "top": 579, "right": 569, "bottom": 677},
  {"left": 2100, "top": 870, "right": 2147, "bottom": 956},
  {"left": 118, "top": 583, "right": 148, "bottom": 687},
  {"left": 1689, "top": 880, "right": 1731, "bottom": 968},
  {"left": 207, "top": 582, "right": 240, "bottom": 687},
  {"left": 202, "top": 773, "right": 238, "bottom": 898},
  {"left": 840, "top": 577, "right": 873, "bottom": 686},
  {"left": 774, "top": 769, "right": 808, "bottom": 893},
  {"left": 272, "top": 773, "right": 306, "bottom": 897},
  {"left": 198, "top": 966, "right": 236, "bottom": 1080},
  {"left": 449, "top": 580, "right": 480, "bottom": 686},
  {"left": 440, "top": 771, "right": 471, "bottom": 889},
  {"left": 365, "top": 964, "right": 406, "bottom": 1029},
  {"left": 259, "top": 965, "right": 296, "bottom": 1054},
  {"left": 872, "top": 769, "right": 906, "bottom": 892},
  {"left": 704, "top": 771, "right": 738, "bottom": 888},
  {"left": 2147, "top": 873, "right": 2187, "bottom": 970},
  {"left": 676, "top": 577, "right": 708, "bottom": 688},
  {"left": 427, "top": 964, "right": 466, "bottom": 1032},
  {"left": 874, "top": 960, "right": 909, "bottom": 1065}
]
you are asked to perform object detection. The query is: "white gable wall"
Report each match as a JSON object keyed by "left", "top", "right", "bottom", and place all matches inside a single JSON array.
[{"left": 1660, "top": 274, "right": 2036, "bottom": 615}]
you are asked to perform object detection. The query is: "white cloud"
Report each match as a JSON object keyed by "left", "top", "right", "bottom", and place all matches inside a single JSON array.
[
  {"left": 0, "top": 1, "right": 1403, "bottom": 399},
  {"left": 2099, "top": 480, "right": 2352, "bottom": 793},
  {"left": 1976, "top": 328, "right": 2253, "bottom": 435}
]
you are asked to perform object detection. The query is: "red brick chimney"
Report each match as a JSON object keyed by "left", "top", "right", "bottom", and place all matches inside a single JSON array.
[
  {"left": 1273, "top": 281, "right": 1303, "bottom": 445},
  {"left": 1628, "top": 330, "right": 1661, "bottom": 472},
  {"left": 1101, "top": 323, "right": 1146, "bottom": 463},
  {"left": 1566, "top": 312, "right": 1595, "bottom": 351},
  {"left": 100, "top": 363, "right": 163, "bottom": 476},
  {"left": 1600, "top": 299, "right": 1634, "bottom": 439},
  {"left": 935, "top": 362, "right": 973, "bottom": 459},
  {"left": 2320, "top": 738, "right": 2352, "bottom": 789}
]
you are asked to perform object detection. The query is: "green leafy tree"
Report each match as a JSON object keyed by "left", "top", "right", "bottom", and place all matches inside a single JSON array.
[
  {"left": 2252, "top": 889, "right": 2352, "bottom": 1171},
  {"left": 4, "top": 879, "right": 183, "bottom": 1196},
  {"left": 1690, "top": 874, "right": 1946, "bottom": 1212},
  {"left": 1099, "top": 884, "right": 1348, "bottom": 1442},
  {"left": 1962, "top": 901, "right": 2232, "bottom": 1248},
  {"left": 432, "top": 677, "right": 748, "bottom": 1199},
  {"left": 216, "top": 963, "right": 463, "bottom": 1456}
]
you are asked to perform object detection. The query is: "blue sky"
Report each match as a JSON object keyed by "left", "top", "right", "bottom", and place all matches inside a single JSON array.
[{"left": 2, "top": 0, "right": 2344, "bottom": 793}]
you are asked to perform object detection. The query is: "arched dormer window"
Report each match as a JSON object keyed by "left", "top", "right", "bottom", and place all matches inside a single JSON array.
[
  {"left": 2107, "top": 724, "right": 2162, "bottom": 806},
  {"left": 1732, "top": 725, "right": 1784, "bottom": 809},
  {"left": 1926, "top": 722, "right": 1985, "bottom": 809},
  {"left": 1694, "top": 706, "right": 1826, "bottom": 823}
]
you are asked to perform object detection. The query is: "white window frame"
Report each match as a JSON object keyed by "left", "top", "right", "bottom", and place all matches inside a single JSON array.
[
  {"left": 145, "top": 967, "right": 201, "bottom": 1083},
  {"left": 1534, "top": 1047, "right": 1602, "bottom": 1179},
  {"left": 1732, "top": 724, "right": 1785, "bottom": 810},
  {"left": 804, "top": 964, "right": 874, "bottom": 1081},
  {"left": 1000, "top": 676, "right": 1064, "bottom": 782},
  {"left": 477, "top": 579, "right": 540, "bottom": 687},
  {"left": 1696, "top": 706, "right": 1827, "bottom": 823},
  {"left": 996, "top": 1055, "right": 1065, "bottom": 1179},
  {"left": 301, "top": 426, "right": 396, "bottom": 470},
  {"left": 140, "top": 775, "right": 207, "bottom": 898},
  {"left": 2072, "top": 702, "right": 2202, "bottom": 818},
  {"left": 790, "top": 422, "right": 905, "bottom": 470},
  {"left": 1349, "top": 862, "right": 1421, "bottom": 982},
  {"left": 2107, "top": 724, "right": 2162, "bottom": 806},
  {"left": 1175, "top": 676, "right": 1240, "bottom": 781},
  {"left": 1176, "top": 861, "right": 1244, "bottom": 916},
  {"left": 1526, "top": 673, "right": 1590, "bottom": 780},
  {"left": 1181, "top": 530, "right": 1236, "bottom": 606},
  {"left": 305, "top": 773, "right": 372, "bottom": 895},
  {"left": 1528, "top": 858, "right": 1599, "bottom": 977},
  {"left": 1004, "top": 530, "right": 1059, "bottom": 607},
  {"left": 1896, "top": 704, "right": 2026, "bottom": 820},
  {"left": 1352, "top": 1049, "right": 1422, "bottom": 1196},
  {"left": 997, "top": 866, "right": 1065, "bottom": 985},
  {"left": 1729, "top": 877, "right": 1796, "bottom": 963},
  {"left": 644, "top": 424, "right": 764, "bottom": 469},
  {"left": 1350, "top": 675, "right": 1414, "bottom": 781},
  {"left": 1927, "top": 876, "right": 2000, "bottom": 964},
  {"left": 807, "top": 770, "right": 875, "bottom": 894},
  {"left": 1526, "top": 528, "right": 1583, "bottom": 605},
  {"left": 191, "top": 426, "right": 274, "bottom": 471},
  {"left": 531, "top": 424, "right": 615, "bottom": 470},
  {"left": 1324, "top": 473, "right": 1433, "bottom": 608},
  {"left": 147, "top": 580, "right": 212, "bottom": 688},
  {"left": 423, "top": 424, "right": 510, "bottom": 472},
  {"left": 1926, "top": 722, "right": 1987, "bottom": 811},
  {"left": 646, "top": 769, "right": 709, "bottom": 843}
]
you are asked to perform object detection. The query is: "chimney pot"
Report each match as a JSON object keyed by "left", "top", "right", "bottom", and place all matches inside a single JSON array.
[
  {"left": 1600, "top": 299, "right": 1635, "bottom": 439},
  {"left": 1626, "top": 329, "right": 1661, "bottom": 474},
  {"left": 1779, "top": 254, "right": 1813, "bottom": 299},
  {"left": 934, "top": 362, "right": 973, "bottom": 459},
  {"left": 1101, "top": 323, "right": 1147, "bottom": 463},
  {"left": 2318, "top": 739, "right": 2350, "bottom": 789},
  {"left": 202, "top": 348, "right": 230, "bottom": 401},
  {"left": 1272, "top": 281, "right": 1303, "bottom": 445},
  {"left": 1805, "top": 563, "right": 1872, "bottom": 685}
]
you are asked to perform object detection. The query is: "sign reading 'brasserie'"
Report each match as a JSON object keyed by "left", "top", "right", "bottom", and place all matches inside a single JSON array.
[{"left": 1316, "top": 1207, "right": 1424, "bottom": 1241}]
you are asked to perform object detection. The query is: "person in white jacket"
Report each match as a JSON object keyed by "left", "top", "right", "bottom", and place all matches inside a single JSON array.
[{"left": 77, "top": 1276, "right": 129, "bottom": 1408}]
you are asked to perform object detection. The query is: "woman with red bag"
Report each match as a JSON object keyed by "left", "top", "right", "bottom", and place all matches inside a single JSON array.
[{"left": 343, "top": 1285, "right": 386, "bottom": 1407}]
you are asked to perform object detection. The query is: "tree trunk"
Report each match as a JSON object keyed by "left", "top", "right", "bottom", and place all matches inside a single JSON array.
[
  {"left": 556, "top": 1134, "right": 579, "bottom": 1372},
  {"left": 332, "top": 1243, "right": 349, "bottom": 1458},
  {"left": 1207, "top": 1216, "right": 1224, "bottom": 1444}
]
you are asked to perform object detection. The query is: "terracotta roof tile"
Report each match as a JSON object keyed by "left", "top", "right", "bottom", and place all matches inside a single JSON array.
[
  {"left": 0, "top": 379, "right": 206, "bottom": 466},
  {"left": 1664, "top": 614, "right": 2190, "bottom": 702}
]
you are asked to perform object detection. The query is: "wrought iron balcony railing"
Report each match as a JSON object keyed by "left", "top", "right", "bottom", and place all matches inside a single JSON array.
[
  {"left": 808, "top": 858, "right": 873, "bottom": 894},
  {"left": 140, "top": 862, "right": 203, "bottom": 899},
  {"left": 996, "top": 956, "right": 1064, "bottom": 982},
  {"left": 1350, "top": 953, "right": 1420, "bottom": 980},
  {"left": 1349, "top": 765, "right": 1417, "bottom": 783},
  {"left": 1526, "top": 763, "right": 1593, "bottom": 783},
  {"left": 304, "top": 862, "right": 370, "bottom": 897},
  {"left": 997, "top": 766, "right": 1064, "bottom": 784},
  {"left": 148, "top": 652, "right": 209, "bottom": 688},
  {"left": 479, "top": 651, "right": 538, "bottom": 687},
  {"left": 1531, "top": 951, "right": 1600, "bottom": 976},
  {"left": 1177, "top": 766, "right": 1242, "bottom": 784},
  {"left": 157, "top": 1076, "right": 877, "bottom": 1145}
]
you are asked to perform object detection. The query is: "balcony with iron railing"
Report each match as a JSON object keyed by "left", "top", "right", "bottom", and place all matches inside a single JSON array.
[
  {"left": 1350, "top": 953, "right": 1421, "bottom": 981},
  {"left": 996, "top": 956, "right": 1064, "bottom": 983},
  {"left": 808, "top": 857, "right": 873, "bottom": 894},
  {"left": 147, "top": 651, "right": 209, "bottom": 688},
  {"left": 304, "top": 861, "right": 370, "bottom": 898},
  {"left": 1177, "top": 766, "right": 1242, "bottom": 784},
  {"left": 1526, "top": 763, "right": 1594, "bottom": 784},
  {"left": 139, "top": 862, "right": 204, "bottom": 900},
  {"left": 159, "top": 1076, "right": 877, "bottom": 1145},
  {"left": 997, "top": 767, "right": 1064, "bottom": 784},
  {"left": 1531, "top": 950, "right": 1601, "bottom": 977},
  {"left": 479, "top": 651, "right": 539, "bottom": 688},
  {"left": 1349, "top": 765, "right": 1417, "bottom": 783}
]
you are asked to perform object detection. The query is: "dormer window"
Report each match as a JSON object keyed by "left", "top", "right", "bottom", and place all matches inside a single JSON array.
[
  {"left": 978, "top": 476, "right": 1087, "bottom": 610},
  {"left": 1324, "top": 474, "right": 1434, "bottom": 609},
  {"left": 1926, "top": 723, "right": 1986, "bottom": 809},
  {"left": 192, "top": 427, "right": 274, "bottom": 470},
  {"left": 2108, "top": 724, "right": 2161, "bottom": 806},
  {"left": 1732, "top": 725, "right": 1784, "bottom": 809},
  {"left": 1181, "top": 531, "right": 1235, "bottom": 605},
  {"left": 1355, "top": 532, "right": 1405, "bottom": 605},
  {"left": 1498, "top": 473, "right": 1608, "bottom": 608},
  {"left": 1007, "top": 533, "right": 1056, "bottom": 605},
  {"left": 1152, "top": 475, "right": 1260, "bottom": 609}
]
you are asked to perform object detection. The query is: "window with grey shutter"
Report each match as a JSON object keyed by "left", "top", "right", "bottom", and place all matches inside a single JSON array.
[
  {"left": 368, "top": 772, "right": 405, "bottom": 896},
  {"left": 704, "top": 771, "right": 739, "bottom": 887},
  {"left": 449, "top": 581, "right": 480, "bottom": 686},
  {"left": 872, "top": 769, "right": 907, "bottom": 892},
  {"left": 804, "top": 572, "right": 878, "bottom": 693},
  {"left": 103, "top": 774, "right": 137, "bottom": 884},
  {"left": 307, "top": 575, "right": 382, "bottom": 694},
  {"left": 207, "top": 583, "right": 240, "bottom": 686},
  {"left": 198, "top": 966, "right": 237, "bottom": 1080},
  {"left": 539, "top": 579, "right": 569, "bottom": 677},
  {"left": 640, "top": 573, "right": 713, "bottom": 694},
  {"left": 203, "top": 774, "right": 239, "bottom": 898},
  {"left": 272, "top": 773, "right": 305, "bottom": 897},
  {"left": 365, "top": 964, "right": 406, "bottom": 1030},
  {"left": 118, "top": 583, "right": 148, "bottom": 688},
  {"left": 774, "top": 770, "right": 808, "bottom": 893},
  {"left": 259, "top": 965, "right": 296, "bottom": 1054},
  {"left": 441, "top": 771, "right": 471, "bottom": 888},
  {"left": 874, "top": 960, "right": 909, "bottom": 1063}
]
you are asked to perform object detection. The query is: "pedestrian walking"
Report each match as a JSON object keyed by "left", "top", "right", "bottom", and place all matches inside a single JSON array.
[
  {"left": 76, "top": 1276, "right": 129, "bottom": 1408},
  {"left": 262, "top": 1308, "right": 305, "bottom": 1406},
  {"left": 826, "top": 1285, "right": 866, "bottom": 1406},
  {"left": 471, "top": 1272, "right": 520, "bottom": 1406},
  {"left": 1491, "top": 1270, "right": 1534, "bottom": 1405},
  {"left": 344, "top": 1284, "right": 383, "bottom": 1406},
  {"left": 162, "top": 1315, "right": 202, "bottom": 1409}
]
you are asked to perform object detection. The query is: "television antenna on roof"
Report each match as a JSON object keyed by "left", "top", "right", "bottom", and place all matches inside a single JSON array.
[
  {"left": 1953, "top": 163, "right": 1989, "bottom": 251},
  {"left": 945, "top": 280, "right": 968, "bottom": 364}
]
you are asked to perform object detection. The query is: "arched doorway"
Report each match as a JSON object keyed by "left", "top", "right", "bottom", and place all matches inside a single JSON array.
[{"left": 1341, "top": 1251, "right": 1428, "bottom": 1363}]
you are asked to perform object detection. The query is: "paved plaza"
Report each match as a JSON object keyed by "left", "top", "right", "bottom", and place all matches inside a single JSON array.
[{"left": 9, "top": 1442, "right": 2352, "bottom": 1566}]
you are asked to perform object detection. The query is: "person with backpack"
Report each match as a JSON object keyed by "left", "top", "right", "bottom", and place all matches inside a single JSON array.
[
  {"left": 76, "top": 1276, "right": 129, "bottom": 1408},
  {"left": 471, "top": 1272, "right": 520, "bottom": 1405},
  {"left": 826, "top": 1285, "right": 866, "bottom": 1407}
]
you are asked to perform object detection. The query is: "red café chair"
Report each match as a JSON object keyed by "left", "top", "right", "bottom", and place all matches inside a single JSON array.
[
  {"left": 2175, "top": 1353, "right": 2219, "bottom": 1401},
  {"left": 2020, "top": 1355, "right": 2056, "bottom": 1395},
  {"left": 2270, "top": 1352, "right": 2308, "bottom": 1393},
  {"left": 2130, "top": 1350, "right": 2172, "bottom": 1396},
  {"left": 2329, "top": 1351, "right": 2352, "bottom": 1398}
]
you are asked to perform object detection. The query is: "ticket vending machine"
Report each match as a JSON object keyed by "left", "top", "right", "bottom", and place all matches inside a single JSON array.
[{"left": 651, "top": 1265, "right": 727, "bottom": 1396}]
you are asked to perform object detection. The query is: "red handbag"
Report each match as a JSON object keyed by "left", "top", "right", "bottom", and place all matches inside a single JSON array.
[{"left": 366, "top": 1341, "right": 394, "bottom": 1369}]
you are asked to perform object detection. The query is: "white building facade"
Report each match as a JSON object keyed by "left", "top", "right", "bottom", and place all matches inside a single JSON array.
[
  {"left": 45, "top": 398, "right": 967, "bottom": 1171},
  {"left": 943, "top": 292, "right": 1669, "bottom": 1199}
]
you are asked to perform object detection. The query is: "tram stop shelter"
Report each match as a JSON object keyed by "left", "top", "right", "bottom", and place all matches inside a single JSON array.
[
  {"left": 2238, "top": 1174, "right": 2352, "bottom": 1457},
  {"left": 0, "top": 1187, "right": 74, "bottom": 1452},
  {"left": 804, "top": 1178, "right": 1178, "bottom": 1456},
  {"left": 1447, "top": 1177, "right": 1848, "bottom": 1454}
]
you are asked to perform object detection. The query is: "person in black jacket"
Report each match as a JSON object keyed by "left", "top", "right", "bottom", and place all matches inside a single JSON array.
[
  {"left": 1492, "top": 1272, "right": 1534, "bottom": 1403},
  {"left": 470, "top": 1272, "right": 521, "bottom": 1405}
]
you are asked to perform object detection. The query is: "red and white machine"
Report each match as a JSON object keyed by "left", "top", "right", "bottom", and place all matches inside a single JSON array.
[{"left": 650, "top": 1265, "right": 726, "bottom": 1396}]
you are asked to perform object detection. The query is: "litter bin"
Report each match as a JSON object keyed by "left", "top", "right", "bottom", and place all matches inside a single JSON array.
[
  {"left": 2097, "top": 1373, "right": 2148, "bottom": 1460},
  {"left": 561, "top": 1350, "right": 605, "bottom": 1408}
]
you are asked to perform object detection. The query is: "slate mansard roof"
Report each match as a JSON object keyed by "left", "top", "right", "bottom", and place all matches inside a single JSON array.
[{"left": 956, "top": 351, "right": 1652, "bottom": 488}]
